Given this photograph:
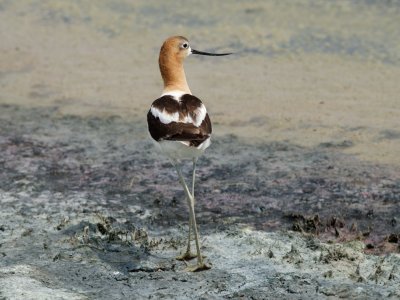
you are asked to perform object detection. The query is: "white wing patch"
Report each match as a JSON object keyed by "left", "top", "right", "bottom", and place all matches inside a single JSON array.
[
  {"left": 151, "top": 96, "right": 207, "bottom": 127},
  {"left": 181, "top": 104, "right": 206, "bottom": 127},
  {"left": 150, "top": 106, "right": 179, "bottom": 124}
]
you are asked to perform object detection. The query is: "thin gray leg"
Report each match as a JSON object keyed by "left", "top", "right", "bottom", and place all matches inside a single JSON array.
[{"left": 173, "top": 162, "right": 206, "bottom": 269}]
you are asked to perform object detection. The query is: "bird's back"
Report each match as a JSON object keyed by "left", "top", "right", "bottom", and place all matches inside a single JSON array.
[{"left": 147, "top": 93, "right": 212, "bottom": 159}]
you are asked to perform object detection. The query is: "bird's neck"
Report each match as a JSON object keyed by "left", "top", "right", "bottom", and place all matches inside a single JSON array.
[{"left": 159, "top": 56, "right": 191, "bottom": 95}]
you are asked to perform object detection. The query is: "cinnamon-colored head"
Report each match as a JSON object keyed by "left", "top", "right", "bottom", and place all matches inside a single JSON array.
[
  {"left": 158, "top": 36, "right": 232, "bottom": 94},
  {"left": 159, "top": 36, "right": 191, "bottom": 65},
  {"left": 159, "top": 36, "right": 192, "bottom": 94}
]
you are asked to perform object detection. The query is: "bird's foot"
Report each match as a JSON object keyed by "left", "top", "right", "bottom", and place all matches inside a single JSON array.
[
  {"left": 176, "top": 251, "right": 198, "bottom": 261},
  {"left": 185, "top": 262, "right": 211, "bottom": 272}
]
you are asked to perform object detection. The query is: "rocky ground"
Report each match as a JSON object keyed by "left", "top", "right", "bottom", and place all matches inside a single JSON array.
[{"left": 1, "top": 104, "right": 399, "bottom": 299}]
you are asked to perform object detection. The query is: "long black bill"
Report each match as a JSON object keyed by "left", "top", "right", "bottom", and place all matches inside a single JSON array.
[{"left": 191, "top": 49, "right": 232, "bottom": 56}]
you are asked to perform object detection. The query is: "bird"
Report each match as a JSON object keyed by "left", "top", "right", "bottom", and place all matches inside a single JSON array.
[{"left": 147, "top": 36, "right": 231, "bottom": 271}]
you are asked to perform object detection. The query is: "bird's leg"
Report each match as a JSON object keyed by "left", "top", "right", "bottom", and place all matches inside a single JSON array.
[
  {"left": 174, "top": 158, "right": 196, "bottom": 261},
  {"left": 176, "top": 211, "right": 197, "bottom": 261},
  {"left": 176, "top": 214, "right": 196, "bottom": 261},
  {"left": 176, "top": 158, "right": 199, "bottom": 261},
  {"left": 173, "top": 161, "right": 210, "bottom": 271}
]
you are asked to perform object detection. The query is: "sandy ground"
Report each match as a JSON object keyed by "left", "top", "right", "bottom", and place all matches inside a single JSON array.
[{"left": 1, "top": 0, "right": 400, "bottom": 299}]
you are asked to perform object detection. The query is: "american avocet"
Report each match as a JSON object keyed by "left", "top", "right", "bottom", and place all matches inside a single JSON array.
[{"left": 147, "top": 36, "right": 231, "bottom": 271}]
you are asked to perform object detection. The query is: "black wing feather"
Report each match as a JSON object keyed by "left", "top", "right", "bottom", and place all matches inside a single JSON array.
[{"left": 147, "top": 94, "right": 212, "bottom": 147}]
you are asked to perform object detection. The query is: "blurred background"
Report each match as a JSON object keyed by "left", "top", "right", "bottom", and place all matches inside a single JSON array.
[{"left": 1, "top": 0, "right": 399, "bottom": 164}]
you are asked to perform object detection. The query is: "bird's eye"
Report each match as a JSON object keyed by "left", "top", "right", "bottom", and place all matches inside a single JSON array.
[{"left": 182, "top": 43, "right": 188, "bottom": 49}]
